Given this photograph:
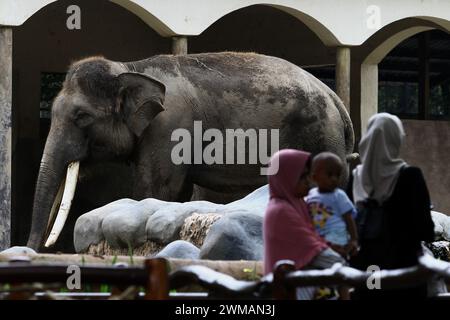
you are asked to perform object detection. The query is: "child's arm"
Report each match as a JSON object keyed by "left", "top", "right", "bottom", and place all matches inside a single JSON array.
[{"left": 343, "top": 211, "right": 359, "bottom": 256}]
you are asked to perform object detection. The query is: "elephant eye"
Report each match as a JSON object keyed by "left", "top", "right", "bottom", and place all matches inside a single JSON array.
[{"left": 74, "top": 110, "right": 94, "bottom": 128}]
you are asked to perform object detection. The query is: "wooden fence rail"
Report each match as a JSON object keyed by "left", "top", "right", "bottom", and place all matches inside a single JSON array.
[
  {"left": 0, "top": 258, "right": 168, "bottom": 300},
  {"left": 169, "top": 265, "right": 268, "bottom": 299},
  {"left": 0, "top": 254, "right": 448, "bottom": 299}
]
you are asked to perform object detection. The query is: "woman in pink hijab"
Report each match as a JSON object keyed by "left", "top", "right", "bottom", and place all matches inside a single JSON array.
[{"left": 263, "top": 149, "right": 347, "bottom": 299}]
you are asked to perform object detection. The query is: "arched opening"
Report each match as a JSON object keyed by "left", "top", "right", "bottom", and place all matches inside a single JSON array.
[
  {"left": 351, "top": 18, "right": 446, "bottom": 138},
  {"left": 12, "top": 0, "right": 170, "bottom": 250},
  {"left": 378, "top": 29, "right": 450, "bottom": 120},
  {"left": 351, "top": 19, "right": 450, "bottom": 214}
]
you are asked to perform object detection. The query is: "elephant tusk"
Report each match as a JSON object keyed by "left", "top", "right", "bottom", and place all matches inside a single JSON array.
[
  {"left": 44, "top": 161, "right": 80, "bottom": 248},
  {"left": 44, "top": 178, "right": 65, "bottom": 241}
]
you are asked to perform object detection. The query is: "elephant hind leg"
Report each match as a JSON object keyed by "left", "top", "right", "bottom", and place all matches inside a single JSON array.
[{"left": 279, "top": 99, "right": 349, "bottom": 186}]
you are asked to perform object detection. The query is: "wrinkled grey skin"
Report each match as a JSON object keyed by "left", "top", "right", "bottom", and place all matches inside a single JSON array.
[{"left": 27, "top": 52, "right": 354, "bottom": 250}]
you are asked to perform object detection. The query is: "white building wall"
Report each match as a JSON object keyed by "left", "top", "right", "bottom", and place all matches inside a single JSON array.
[{"left": 1, "top": 0, "right": 450, "bottom": 45}]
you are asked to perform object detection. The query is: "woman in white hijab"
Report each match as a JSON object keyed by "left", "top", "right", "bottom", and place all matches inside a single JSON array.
[
  {"left": 353, "top": 113, "right": 407, "bottom": 204},
  {"left": 349, "top": 113, "right": 435, "bottom": 300}
]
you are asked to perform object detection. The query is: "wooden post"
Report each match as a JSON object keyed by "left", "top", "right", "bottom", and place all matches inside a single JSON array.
[
  {"left": 336, "top": 47, "right": 351, "bottom": 112},
  {"left": 144, "top": 258, "right": 169, "bottom": 300},
  {"left": 419, "top": 33, "right": 430, "bottom": 120},
  {"left": 0, "top": 27, "right": 12, "bottom": 250},
  {"left": 272, "top": 260, "right": 296, "bottom": 300},
  {"left": 172, "top": 36, "right": 188, "bottom": 55}
]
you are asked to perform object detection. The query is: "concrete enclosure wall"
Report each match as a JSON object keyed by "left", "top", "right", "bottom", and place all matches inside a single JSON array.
[{"left": 402, "top": 120, "right": 450, "bottom": 215}]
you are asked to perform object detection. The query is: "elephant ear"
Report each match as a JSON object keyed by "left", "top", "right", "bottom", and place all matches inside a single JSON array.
[{"left": 117, "top": 72, "right": 166, "bottom": 137}]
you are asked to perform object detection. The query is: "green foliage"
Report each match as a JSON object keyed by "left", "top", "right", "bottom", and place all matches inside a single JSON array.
[
  {"left": 242, "top": 262, "right": 260, "bottom": 281},
  {"left": 379, "top": 79, "right": 450, "bottom": 119},
  {"left": 127, "top": 241, "right": 134, "bottom": 266},
  {"left": 100, "top": 284, "right": 110, "bottom": 293},
  {"left": 430, "top": 79, "right": 450, "bottom": 118},
  {"left": 379, "top": 82, "right": 418, "bottom": 116}
]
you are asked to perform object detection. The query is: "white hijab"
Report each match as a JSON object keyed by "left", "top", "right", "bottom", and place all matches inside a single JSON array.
[{"left": 353, "top": 113, "right": 407, "bottom": 204}]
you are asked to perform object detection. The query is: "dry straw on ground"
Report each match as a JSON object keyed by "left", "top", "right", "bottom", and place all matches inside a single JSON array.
[
  {"left": 87, "top": 240, "right": 164, "bottom": 257},
  {"left": 179, "top": 212, "right": 222, "bottom": 247}
]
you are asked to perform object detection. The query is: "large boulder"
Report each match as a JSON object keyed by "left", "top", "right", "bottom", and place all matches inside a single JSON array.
[
  {"left": 74, "top": 185, "right": 270, "bottom": 259},
  {"left": 431, "top": 211, "right": 450, "bottom": 241},
  {"left": 74, "top": 198, "right": 141, "bottom": 252}
]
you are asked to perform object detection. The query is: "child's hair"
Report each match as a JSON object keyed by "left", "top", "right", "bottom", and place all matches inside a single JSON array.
[{"left": 312, "top": 152, "right": 342, "bottom": 171}]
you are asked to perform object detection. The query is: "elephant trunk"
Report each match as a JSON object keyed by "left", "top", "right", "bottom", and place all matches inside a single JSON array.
[
  {"left": 27, "top": 151, "right": 66, "bottom": 250},
  {"left": 27, "top": 129, "right": 83, "bottom": 251}
]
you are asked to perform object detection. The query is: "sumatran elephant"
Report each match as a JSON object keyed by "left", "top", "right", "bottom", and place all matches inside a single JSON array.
[{"left": 27, "top": 52, "right": 354, "bottom": 250}]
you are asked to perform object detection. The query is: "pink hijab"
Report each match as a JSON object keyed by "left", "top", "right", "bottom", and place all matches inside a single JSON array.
[{"left": 263, "top": 149, "right": 327, "bottom": 274}]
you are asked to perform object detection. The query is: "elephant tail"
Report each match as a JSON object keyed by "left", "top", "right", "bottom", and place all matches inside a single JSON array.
[{"left": 331, "top": 93, "right": 355, "bottom": 157}]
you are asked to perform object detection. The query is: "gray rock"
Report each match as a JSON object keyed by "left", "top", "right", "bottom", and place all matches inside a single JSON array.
[
  {"left": 74, "top": 199, "right": 138, "bottom": 252},
  {"left": 431, "top": 211, "right": 450, "bottom": 241},
  {"left": 145, "top": 201, "right": 225, "bottom": 245},
  {"left": 0, "top": 246, "right": 37, "bottom": 257},
  {"left": 74, "top": 185, "right": 270, "bottom": 259},
  {"left": 155, "top": 240, "right": 200, "bottom": 259},
  {"left": 227, "top": 185, "right": 269, "bottom": 216},
  {"left": 102, "top": 198, "right": 166, "bottom": 249},
  {"left": 199, "top": 212, "right": 263, "bottom": 260}
]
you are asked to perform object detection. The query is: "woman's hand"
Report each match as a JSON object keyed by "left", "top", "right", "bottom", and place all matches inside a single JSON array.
[
  {"left": 345, "top": 240, "right": 359, "bottom": 257},
  {"left": 329, "top": 243, "right": 348, "bottom": 258}
]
